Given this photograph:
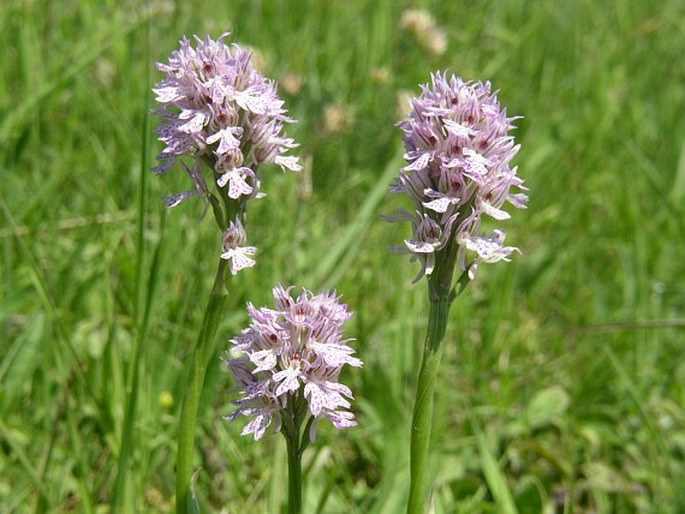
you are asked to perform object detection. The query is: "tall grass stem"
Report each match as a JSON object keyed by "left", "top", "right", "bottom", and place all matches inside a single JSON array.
[{"left": 112, "top": 46, "right": 152, "bottom": 509}]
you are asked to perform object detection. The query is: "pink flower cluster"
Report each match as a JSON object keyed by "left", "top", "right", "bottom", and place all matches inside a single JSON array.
[
  {"left": 225, "top": 285, "right": 362, "bottom": 441},
  {"left": 152, "top": 33, "right": 300, "bottom": 274},
  {"left": 389, "top": 72, "right": 527, "bottom": 282}
]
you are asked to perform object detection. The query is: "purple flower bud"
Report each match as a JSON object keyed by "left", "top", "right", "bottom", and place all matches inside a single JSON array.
[
  {"left": 224, "top": 285, "right": 362, "bottom": 441},
  {"left": 390, "top": 72, "right": 528, "bottom": 282}
]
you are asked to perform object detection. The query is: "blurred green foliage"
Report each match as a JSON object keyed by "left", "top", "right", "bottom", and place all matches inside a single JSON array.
[{"left": 1, "top": 0, "right": 684, "bottom": 512}]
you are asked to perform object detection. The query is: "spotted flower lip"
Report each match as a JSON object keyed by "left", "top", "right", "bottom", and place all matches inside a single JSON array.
[
  {"left": 389, "top": 71, "right": 528, "bottom": 283},
  {"left": 220, "top": 219, "right": 257, "bottom": 275},
  {"left": 225, "top": 285, "right": 362, "bottom": 441}
]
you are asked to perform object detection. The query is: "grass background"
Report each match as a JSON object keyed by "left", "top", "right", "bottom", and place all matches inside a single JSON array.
[{"left": 2, "top": 0, "right": 685, "bottom": 512}]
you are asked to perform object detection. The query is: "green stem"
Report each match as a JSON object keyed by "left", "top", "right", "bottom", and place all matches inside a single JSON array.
[
  {"left": 406, "top": 202, "right": 477, "bottom": 512},
  {"left": 407, "top": 293, "right": 451, "bottom": 514},
  {"left": 281, "top": 395, "right": 310, "bottom": 514},
  {"left": 286, "top": 430, "right": 303, "bottom": 514},
  {"left": 176, "top": 258, "right": 228, "bottom": 514}
]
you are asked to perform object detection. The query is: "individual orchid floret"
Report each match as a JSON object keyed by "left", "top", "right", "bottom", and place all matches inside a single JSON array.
[
  {"left": 220, "top": 219, "right": 257, "bottom": 275},
  {"left": 457, "top": 229, "right": 520, "bottom": 280},
  {"left": 225, "top": 285, "right": 362, "bottom": 441},
  {"left": 389, "top": 72, "right": 527, "bottom": 287}
]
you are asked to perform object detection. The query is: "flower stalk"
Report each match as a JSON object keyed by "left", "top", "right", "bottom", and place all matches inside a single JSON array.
[
  {"left": 150, "top": 33, "right": 300, "bottom": 514},
  {"left": 285, "top": 430, "right": 303, "bottom": 514},
  {"left": 407, "top": 290, "right": 451, "bottom": 514},
  {"left": 224, "top": 285, "right": 362, "bottom": 513},
  {"left": 387, "top": 72, "right": 527, "bottom": 512},
  {"left": 408, "top": 233, "right": 466, "bottom": 513},
  {"left": 282, "top": 394, "right": 313, "bottom": 514}
]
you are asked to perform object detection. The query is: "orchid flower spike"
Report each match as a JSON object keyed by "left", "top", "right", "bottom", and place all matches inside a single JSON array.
[
  {"left": 225, "top": 285, "right": 362, "bottom": 441},
  {"left": 153, "top": 33, "right": 301, "bottom": 270},
  {"left": 389, "top": 72, "right": 527, "bottom": 289}
]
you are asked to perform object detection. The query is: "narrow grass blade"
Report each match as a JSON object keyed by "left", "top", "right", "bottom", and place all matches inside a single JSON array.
[
  {"left": 313, "top": 149, "right": 403, "bottom": 288},
  {"left": 670, "top": 139, "right": 685, "bottom": 205},
  {"left": 470, "top": 416, "right": 518, "bottom": 514},
  {"left": 0, "top": 198, "right": 91, "bottom": 399},
  {"left": 112, "top": 21, "right": 157, "bottom": 509},
  {"left": 0, "top": 9, "right": 156, "bottom": 151}
]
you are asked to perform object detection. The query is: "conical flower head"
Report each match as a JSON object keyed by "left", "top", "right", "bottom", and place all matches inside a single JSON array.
[
  {"left": 390, "top": 72, "right": 528, "bottom": 282},
  {"left": 153, "top": 33, "right": 301, "bottom": 183},
  {"left": 152, "top": 33, "right": 302, "bottom": 270},
  {"left": 225, "top": 285, "right": 362, "bottom": 441}
]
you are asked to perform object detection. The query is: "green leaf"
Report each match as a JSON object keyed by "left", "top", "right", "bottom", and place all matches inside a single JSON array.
[{"left": 526, "top": 386, "right": 570, "bottom": 429}]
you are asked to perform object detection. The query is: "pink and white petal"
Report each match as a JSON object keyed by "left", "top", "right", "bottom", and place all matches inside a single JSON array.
[
  {"left": 235, "top": 88, "right": 268, "bottom": 114},
  {"left": 153, "top": 86, "right": 181, "bottom": 103},
  {"left": 443, "top": 119, "right": 474, "bottom": 138},
  {"left": 423, "top": 197, "right": 456, "bottom": 213},
  {"left": 324, "top": 410, "right": 357, "bottom": 429},
  {"left": 308, "top": 342, "right": 362, "bottom": 368},
  {"left": 179, "top": 112, "right": 206, "bottom": 134},
  {"left": 424, "top": 253, "right": 436, "bottom": 276},
  {"left": 248, "top": 349, "right": 277, "bottom": 372},
  {"left": 303, "top": 383, "right": 326, "bottom": 416},
  {"left": 479, "top": 199, "right": 511, "bottom": 220},
  {"left": 507, "top": 192, "right": 529, "bottom": 209},
  {"left": 217, "top": 172, "right": 231, "bottom": 188},
  {"left": 403, "top": 152, "right": 431, "bottom": 172},
  {"left": 273, "top": 368, "right": 301, "bottom": 396},
  {"left": 229, "top": 250, "right": 257, "bottom": 274},
  {"left": 324, "top": 381, "right": 354, "bottom": 399},
  {"left": 275, "top": 155, "right": 302, "bottom": 171},
  {"left": 404, "top": 239, "right": 437, "bottom": 254},
  {"left": 242, "top": 413, "right": 272, "bottom": 440},
  {"left": 228, "top": 174, "right": 254, "bottom": 199},
  {"left": 207, "top": 128, "right": 241, "bottom": 154}
]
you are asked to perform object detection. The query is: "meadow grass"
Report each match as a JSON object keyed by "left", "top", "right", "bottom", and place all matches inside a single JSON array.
[{"left": 2, "top": 0, "right": 685, "bottom": 512}]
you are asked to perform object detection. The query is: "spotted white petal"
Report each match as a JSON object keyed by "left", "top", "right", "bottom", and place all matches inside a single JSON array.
[
  {"left": 403, "top": 152, "right": 431, "bottom": 172},
  {"left": 248, "top": 349, "right": 277, "bottom": 372},
  {"left": 273, "top": 366, "right": 302, "bottom": 396},
  {"left": 478, "top": 198, "right": 511, "bottom": 220},
  {"left": 241, "top": 413, "right": 273, "bottom": 441},
  {"left": 221, "top": 246, "right": 257, "bottom": 275},
  {"left": 275, "top": 155, "right": 302, "bottom": 171}
]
